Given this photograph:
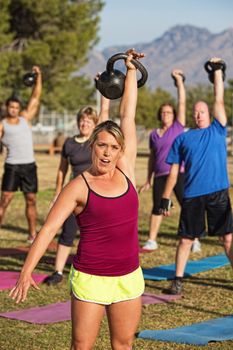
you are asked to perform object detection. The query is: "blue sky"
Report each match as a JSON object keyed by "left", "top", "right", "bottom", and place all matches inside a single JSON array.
[{"left": 97, "top": 0, "right": 233, "bottom": 49}]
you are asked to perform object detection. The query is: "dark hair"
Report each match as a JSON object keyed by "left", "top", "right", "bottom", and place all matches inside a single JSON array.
[
  {"left": 5, "top": 96, "right": 22, "bottom": 107},
  {"left": 157, "top": 103, "right": 177, "bottom": 121}
]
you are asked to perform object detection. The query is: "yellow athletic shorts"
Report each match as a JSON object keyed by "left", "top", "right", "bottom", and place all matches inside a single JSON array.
[{"left": 69, "top": 265, "right": 145, "bottom": 305}]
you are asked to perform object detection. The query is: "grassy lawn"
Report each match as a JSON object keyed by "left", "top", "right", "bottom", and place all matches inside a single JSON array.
[{"left": 0, "top": 152, "right": 233, "bottom": 349}]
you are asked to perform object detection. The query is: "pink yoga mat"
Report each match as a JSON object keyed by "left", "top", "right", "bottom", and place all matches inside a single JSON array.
[
  {"left": 0, "top": 293, "right": 181, "bottom": 324},
  {"left": 0, "top": 248, "right": 27, "bottom": 256},
  {"left": 0, "top": 271, "right": 48, "bottom": 290},
  {"left": 0, "top": 301, "right": 71, "bottom": 324}
]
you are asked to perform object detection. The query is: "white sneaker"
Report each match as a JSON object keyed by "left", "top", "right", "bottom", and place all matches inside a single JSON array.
[
  {"left": 191, "top": 240, "right": 201, "bottom": 253},
  {"left": 142, "top": 240, "right": 158, "bottom": 250}
]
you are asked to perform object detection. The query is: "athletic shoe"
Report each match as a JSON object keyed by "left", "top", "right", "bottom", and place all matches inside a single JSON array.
[
  {"left": 142, "top": 240, "right": 158, "bottom": 250},
  {"left": 27, "top": 235, "right": 36, "bottom": 244},
  {"left": 169, "top": 279, "right": 183, "bottom": 295},
  {"left": 191, "top": 240, "right": 202, "bottom": 253},
  {"left": 44, "top": 271, "right": 63, "bottom": 285}
]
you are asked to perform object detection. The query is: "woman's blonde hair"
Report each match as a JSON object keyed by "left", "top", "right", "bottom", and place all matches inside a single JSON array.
[
  {"left": 89, "top": 120, "right": 125, "bottom": 150},
  {"left": 76, "top": 106, "right": 98, "bottom": 126}
]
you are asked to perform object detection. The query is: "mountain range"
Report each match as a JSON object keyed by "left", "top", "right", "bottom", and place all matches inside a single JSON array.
[{"left": 80, "top": 25, "right": 233, "bottom": 92}]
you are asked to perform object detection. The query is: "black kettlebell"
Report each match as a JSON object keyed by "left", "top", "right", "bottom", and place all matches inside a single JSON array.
[
  {"left": 171, "top": 72, "right": 185, "bottom": 87},
  {"left": 204, "top": 60, "right": 226, "bottom": 84},
  {"left": 23, "top": 71, "right": 38, "bottom": 87},
  {"left": 96, "top": 53, "right": 148, "bottom": 99}
]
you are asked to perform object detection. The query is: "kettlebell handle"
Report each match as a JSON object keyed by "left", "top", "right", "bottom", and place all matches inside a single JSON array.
[
  {"left": 204, "top": 60, "right": 226, "bottom": 74},
  {"left": 171, "top": 72, "right": 185, "bottom": 87},
  {"left": 204, "top": 60, "right": 226, "bottom": 84},
  {"left": 106, "top": 53, "right": 148, "bottom": 88}
]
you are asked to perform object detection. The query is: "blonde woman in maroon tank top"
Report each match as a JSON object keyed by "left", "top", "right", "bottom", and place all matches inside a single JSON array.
[{"left": 10, "top": 50, "right": 146, "bottom": 350}]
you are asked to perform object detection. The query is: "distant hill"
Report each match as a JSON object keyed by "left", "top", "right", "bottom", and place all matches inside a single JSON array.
[{"left": 80, "top": 25, "right": 233, "bottom": 92}]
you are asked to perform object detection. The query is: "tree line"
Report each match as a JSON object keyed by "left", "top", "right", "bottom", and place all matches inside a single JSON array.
[
  {"left": 136, "top": 81, "right": 233, "bottom": 128},
  {"left": 0, "top": 0, "right": 232, "bottom": 127},
  {"left": 0, "top": 0, "right": 104, "bottom": 111}
]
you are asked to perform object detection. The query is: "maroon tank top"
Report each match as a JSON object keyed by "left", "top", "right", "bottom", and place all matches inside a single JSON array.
[{"left": 72, "top": 169, "right": 140, "bottom": 276}]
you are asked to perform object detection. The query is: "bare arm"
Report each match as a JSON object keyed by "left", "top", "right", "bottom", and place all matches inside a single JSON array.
[
  {"left": 22, "top": 66, "right": 42, "bottom": 121},
  {"left": 139, "top": 149, "right": 154, "bottom": 193},
  {"left": 0, "top": 122, "right": 3, "bottom": 139},
  {"left": 211, "top": 58, "right": 227, "bottom": 126},
  {"left": 172, "top": 69, "right": 186, "bottom": 126},
  {"left": 98, "top": 95, "right": 110, "bottom": 124},
  {"left": 119, "top": 50, "right": 145, "bottom": 183},
  {"left": 160, "top": 164, "right": 180, "bottom": 216},
  {"left": 9, "top": 177, "right": 85, "bottom": 303},
  {"left": 49, "top": 156, "right": 69, "bottom": 209},
  {"left": 54, "top": 157, "right": 69, "bottom": 197}
]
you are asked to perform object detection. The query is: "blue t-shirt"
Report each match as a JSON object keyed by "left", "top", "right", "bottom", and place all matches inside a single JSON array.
[{"left": 166, "top": 118, "right": 229, "bottom": 198}]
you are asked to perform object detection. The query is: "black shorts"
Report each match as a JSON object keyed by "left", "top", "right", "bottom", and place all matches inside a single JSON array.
[
  {"left": 58, "top": 214, "right": 78, "bottom": 247},
  {"left": 1, "top": 162, "right": 38, "bottom": 193},
  {"left": 152, "top": 173, "right": 184, "bottom": 215},
  {"left": 178, "top": 189, "right": 233, "bottom": 239}
]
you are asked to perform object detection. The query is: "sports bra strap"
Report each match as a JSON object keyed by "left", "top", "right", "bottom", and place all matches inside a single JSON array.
[
  {"left": 81, "top": 168, "right": 128, "bottom": 190},
  {"left": 81, "top": 173, "right": 90, "bottom": 189},
  {"left": 116, "top": 166, "right": 126, "bottom": 177}
]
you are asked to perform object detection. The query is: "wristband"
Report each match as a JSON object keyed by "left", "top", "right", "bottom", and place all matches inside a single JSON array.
[{"left": 159, "top": 198, "right": 172, "bottom": 213}]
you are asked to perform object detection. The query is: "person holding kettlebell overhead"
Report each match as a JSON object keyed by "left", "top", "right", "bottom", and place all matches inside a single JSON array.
[
  {"left": 140, "top": 69, "right": 190, "bottom": 249},
  {"left": 0, "top": 66, "right": 42, "bottom": 243},
  {"left": 159, "top": 57, "right": 233, "bottom": 295},
  {"left": 10, "top": 49, "right": 146, "bottom": 350}
]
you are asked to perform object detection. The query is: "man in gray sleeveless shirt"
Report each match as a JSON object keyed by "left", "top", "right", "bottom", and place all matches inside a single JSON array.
[{"left": 0, "top": 66, "right": 42, "bottom": 242}]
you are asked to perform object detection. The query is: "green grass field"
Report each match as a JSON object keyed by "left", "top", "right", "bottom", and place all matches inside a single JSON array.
[{"left": 0, "top": 152, "right": 233, "bottom": 350}]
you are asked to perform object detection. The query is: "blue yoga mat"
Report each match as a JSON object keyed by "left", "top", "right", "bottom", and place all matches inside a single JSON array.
[
  {"left": 138, "top": 315, "right": 233, "bottom": 345},
  {"left": 143, "top": 254, "right": 229, "bottom": 280}
]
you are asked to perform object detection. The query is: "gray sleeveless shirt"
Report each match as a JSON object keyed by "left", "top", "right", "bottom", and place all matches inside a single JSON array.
[{"left": 2, "top": 117, "right": 35, "bottom": 164}]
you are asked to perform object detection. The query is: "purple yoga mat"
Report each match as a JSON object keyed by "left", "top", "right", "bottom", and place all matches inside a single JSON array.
[
  {"left": 0, "top": 248, "right": 27, "bottom": 256},
  {"left": 0, "top": 293, "right": 181, "bottom": 324},
  {"left": 142, "top": 292, "right": 181, "bottom": 305},
  {"left": 0, "top": 301, "right": 71, "bottom": 324},
  {"left": 0, "top": 271, "right": 48, "bottom": 290},
  {"left": 0, "top": 241, "right": 58, "bottom": 257}
]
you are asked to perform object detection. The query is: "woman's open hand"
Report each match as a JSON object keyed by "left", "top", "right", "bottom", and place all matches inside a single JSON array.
[{"left": 9, "top": 273, "right": 40, "bottom": 304}]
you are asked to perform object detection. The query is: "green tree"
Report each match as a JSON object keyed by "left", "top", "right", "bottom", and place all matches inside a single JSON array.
[
  {"left": 0, "top": 0, "right": 104, "bottom": 111},
  {"left": 225, "top": 80, "right": 233, "bottom": 125},
  {"left": 186, "top": 81, "right": 233, "bottom": 127},
  {"left": 186, "top": 84, "right": 213, "bottom": 126},
  {"left": 136, "top": 86, "right": 175, "bottom": 128}
]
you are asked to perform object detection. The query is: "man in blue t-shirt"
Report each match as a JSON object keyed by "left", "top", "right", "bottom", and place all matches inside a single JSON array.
[{"left": 159, "top": 57, "right": 233, "bottom": 295}]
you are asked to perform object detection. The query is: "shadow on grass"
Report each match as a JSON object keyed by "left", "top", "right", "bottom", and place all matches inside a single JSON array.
[
  {"left": 187, "top": 275, "right": 233, "bottom": 291},
  {"left": 0, "top": 256, "right": 54, "bottom": 274},
  {"left": 145, "top": 275, "right": 233, "bottom": 293},
  {"left": 144, "top": 280, "right": 232, "bottom": 317},
  {"left": 0, "top": 257, "right": 28, "bottom": 271},
  {"left": 0, "top": 250, "right": 73, "bottom": 274},
  {"left": 1, "top": 224, "right": 28, "bottom": 234},
  {"left": 139, "top": 229, "right": 177, "bottom": 240}
]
